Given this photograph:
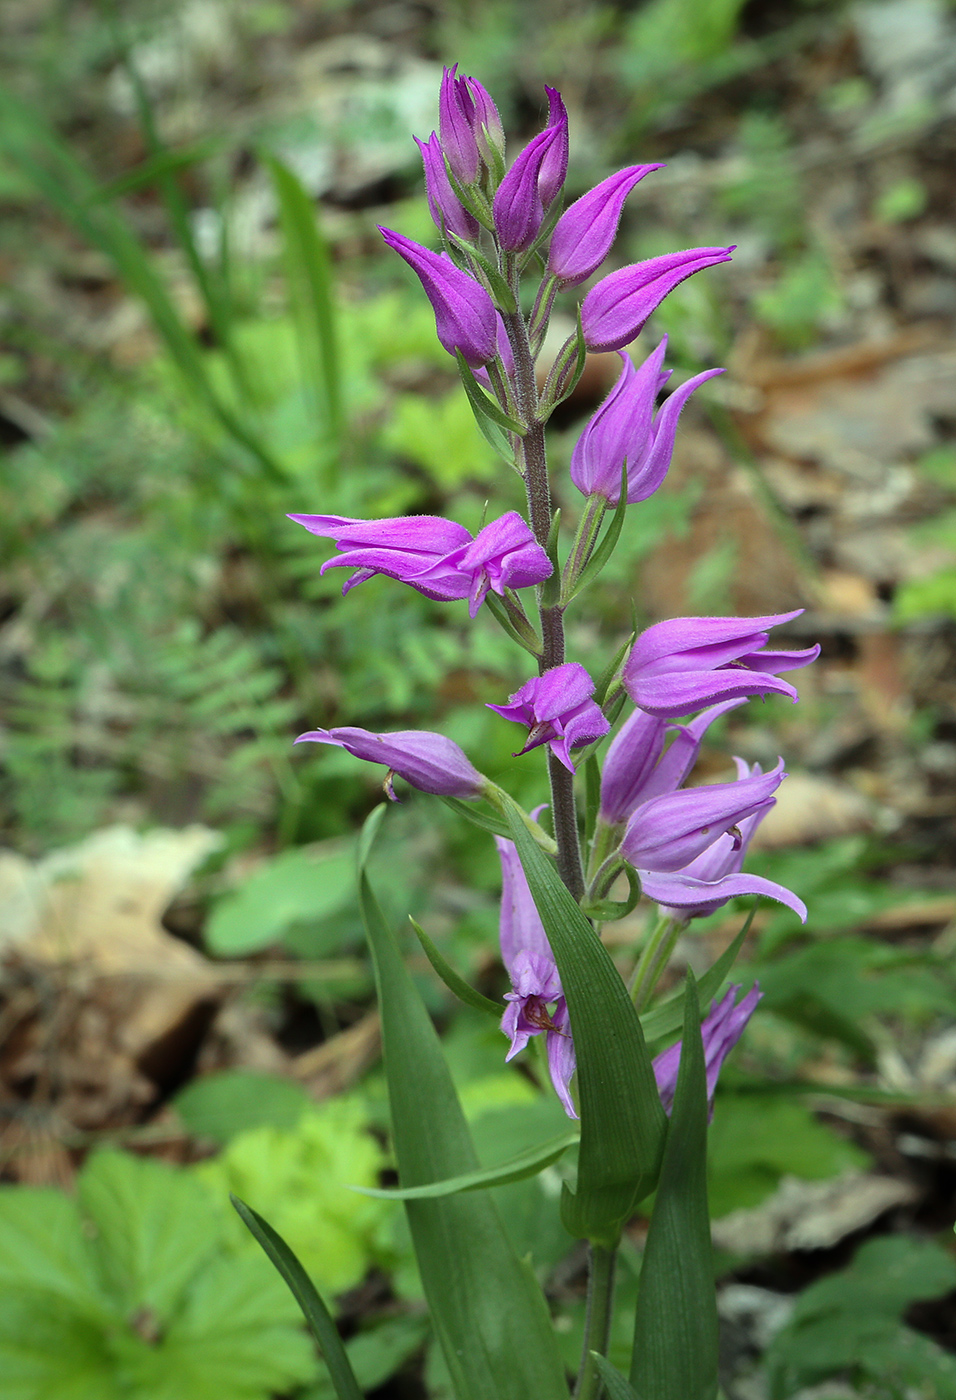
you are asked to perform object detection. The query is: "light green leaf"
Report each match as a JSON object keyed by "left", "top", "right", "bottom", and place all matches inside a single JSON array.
[
  {"left": 499, "top": 793, "right": 667, "bottom": 1245},
  {"left": 358, "top": 812, "right": 570, "bottom": 1400},
  {"left": 0, "top": 1187, "right": 105, "bottom": 1316},
  {"left": 205, "top": 842, "right": 355, "bottom": 955},
  {"left": 78, "top": 1151, "right": 223, "bottom": 1321},
  {"left": 631, "top": 976, "right": 718, "bottom": 1400},
  {"left": 0, "top": 1292, "right": 120, "bottom": 1400},
  {"left": 351, "top": 1130, "right": 578, "bottom": 1199}
]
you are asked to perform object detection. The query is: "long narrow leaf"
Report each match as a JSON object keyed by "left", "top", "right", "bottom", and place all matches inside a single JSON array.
[
  {"left": 499, "top": 794, "right": 667, "bottom": 1245},
  {"left": 409, "top": 917, "right": 502, "bottom": 1019},
  {"left": 358, "top": 814, "right": 569, "bottom": 1400},
  {"left": 231, "top": 1196, "right": 363, "bottom": 1400},
  {"left": 350, "top": 1130, "right": 578, "bottom": 1199},
  {"left": 630, "top": 976, "right": 719, "bottom": 1400},
  {"left": 456, "top": 351, "right": 527, "bottom": 434},
  {"left": 640, "top": 910, "right": 754, "bottom": 1042}
]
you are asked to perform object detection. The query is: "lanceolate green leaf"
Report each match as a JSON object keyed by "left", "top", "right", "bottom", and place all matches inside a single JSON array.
[
  {"left": 358, "top": 817, "right": 570, "bottom": 1400},
  {"left": 630, "top": 976, "right": 718, "bottom": 1400},
  {"left": 230, "top": 1196, "right": 363, "bottom": 1400},
  {"left": 499, "top": 794, "right": 667, "bottom": 1246},
  {"left": 640, "top": 911, "right": 754, "bottom": 1042},
  {"left": 350, "top": 1130, "right": 578, "bottom": 1199},
  {"left": 409, "top": 917, "right": 503, "bottom": 1019},
  {"left": 455, "top": 351, "right": 527, "bottom": 435},
  {"left": 593, "top": 1356, "right": 642, "bottom": 1400}
]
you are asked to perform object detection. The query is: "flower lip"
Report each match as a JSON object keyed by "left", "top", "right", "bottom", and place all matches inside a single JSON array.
[{"left": 487, "top": 662, "right": 610, "bottom": 774}]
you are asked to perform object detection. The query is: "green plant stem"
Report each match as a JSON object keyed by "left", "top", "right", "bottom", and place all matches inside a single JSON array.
[
  {"left": 575, "top": 1244, "right": 617, "bottom": 1400},
  {"left": 501, "top": 302, "right": 585, "bottom": 900},
  {"left": 630, "top": 915, "right": 685, "bottom": 1012}
]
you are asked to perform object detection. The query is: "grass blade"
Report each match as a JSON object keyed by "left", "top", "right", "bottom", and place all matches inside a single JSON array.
[{"left": 350, "top": 1130, "right": 578, "bottom": 1199}]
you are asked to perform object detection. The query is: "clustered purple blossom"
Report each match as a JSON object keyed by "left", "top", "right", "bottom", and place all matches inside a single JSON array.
[{"left": 290, "top": 66, "right": 820, "bottom": 1121}]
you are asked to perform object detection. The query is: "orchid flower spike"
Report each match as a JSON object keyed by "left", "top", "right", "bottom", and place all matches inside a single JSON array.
[
  {"left": 487, "top": 662, "right": 610, "bottom": 773},
  {"left": 294, "top": 726, "right": 486, "bottom": 801},
  {"left": 496, "top": 828, "right": 577, "bottom": 1117},
  {"left": 288, "top": 510, "right": 552, "bottom": 618},
  {"left": 623, "top": 611, "right": 821, "bottom": 717},
  {"left": 570, "top": 339, "right": 724, "bottom": 505}
]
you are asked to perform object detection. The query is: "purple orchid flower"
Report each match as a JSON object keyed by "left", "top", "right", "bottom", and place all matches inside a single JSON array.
[
  {"left": 599, "top": 698, "right": 747, "bottom": 827},
  {"left": 641, "top": 760, "right": 808, "bottom": 921},
  {"left": 438, "top": 65, "right": 504, "bottom": 185},
  {"left": 580, "top": 246, "right": 735, "bottom": 353},
  {"left": 547, "top": 165, "right": 663, "bottom": 289},
  {"left": 493, "top": 125, "right": 560, "bottom": 252},
  {"left": 496, "top": 828, "right": 577, "bottom": 1118},
  {"left": 537, "top": 86, "right": 569, "bottom": 207},
  {"left": 294, "top": 726, "right": 486, "bottom": 800},
  {"left": 288, "top": 510, "right": 552, "bottom": 618},
  {"left": 620, "top": 758, "right": 786, "bottom": 874},
  {"left": 487, "top": 662, "right": 610, "bottom": 773},
  {"left": 378, "top": 228, "right": 498, "bottom": 367},
  {"left": 623, "top": 611, "right": 821, "bottom": 717},
  {"left": 570, "top": 339, "right": 724, "bottom": 504},
  {"left": 415, "top": 132, "right": 480, "bottom": 242},
  {"left": 653, "top": 984, "right": 762, "bottom": 1115}
]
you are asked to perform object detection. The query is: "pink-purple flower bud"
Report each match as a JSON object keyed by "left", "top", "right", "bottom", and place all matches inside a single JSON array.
[
  {"left": 547, "top": 164, "right": 663, "bottom": 288},
  {"left": 294, "top": 726, "right": 486, "bottom": 800},
  {"left": 487, "top": 662, "right": 610, "bottom": 773},
  {"left": 415, "top": 132, "right": 480, "bottom": 242},
  {"left": 569, "top": 338, "right": 724, "bottom": 505},
  {"left": 623, "top": 611, "right": 821, "bottom": 717},
  {"left": 438, "top": 65, "right": 504, "bottom": 185},
  {"left": 581, "top": 246, "right": 735, "bottom": 353},
  {"left": 288, "top": 509, "right": 552, "bottom": 618},
  {"left": 537, "top": 87, "right": 569, "bottom": 208},
  {"left": 378, "top": 227, "right": 498, "bottom": 367},
  {"left": 493, "top": 126, "right": 560, "bottom": 253}
]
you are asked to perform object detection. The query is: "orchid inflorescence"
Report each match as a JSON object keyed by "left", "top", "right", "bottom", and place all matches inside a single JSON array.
[
  {"left": 291, "top": 65, "right": 817, "bottom": 1122},
  {"left": 273, "top": 64, "right": 824, "bottom": 1400}
]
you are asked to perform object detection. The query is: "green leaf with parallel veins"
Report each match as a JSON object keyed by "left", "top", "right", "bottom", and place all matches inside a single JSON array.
[
  {"left": 498, "top": 793, "right": 667, "bottom": 1246},
  {"left": 593, "top": 1355, "right": 642, "bottom": 1400},
  {"left": 357, "top": 810, "right": 570, "bottom": 1400},
  {"left": 455, "top": 351, "right": 527, "bottom": 435},
  {"left": 631, "top": 976, "right": 718, "bottom": 1400}
]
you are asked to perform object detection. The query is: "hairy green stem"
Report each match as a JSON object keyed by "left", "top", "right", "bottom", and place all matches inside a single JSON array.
[
  {"left": 574, "top": 1244, "right": 617, "bottom": 1400},
  {"left": 501, "top": 303, "right": 585, "bottom": 899}
]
